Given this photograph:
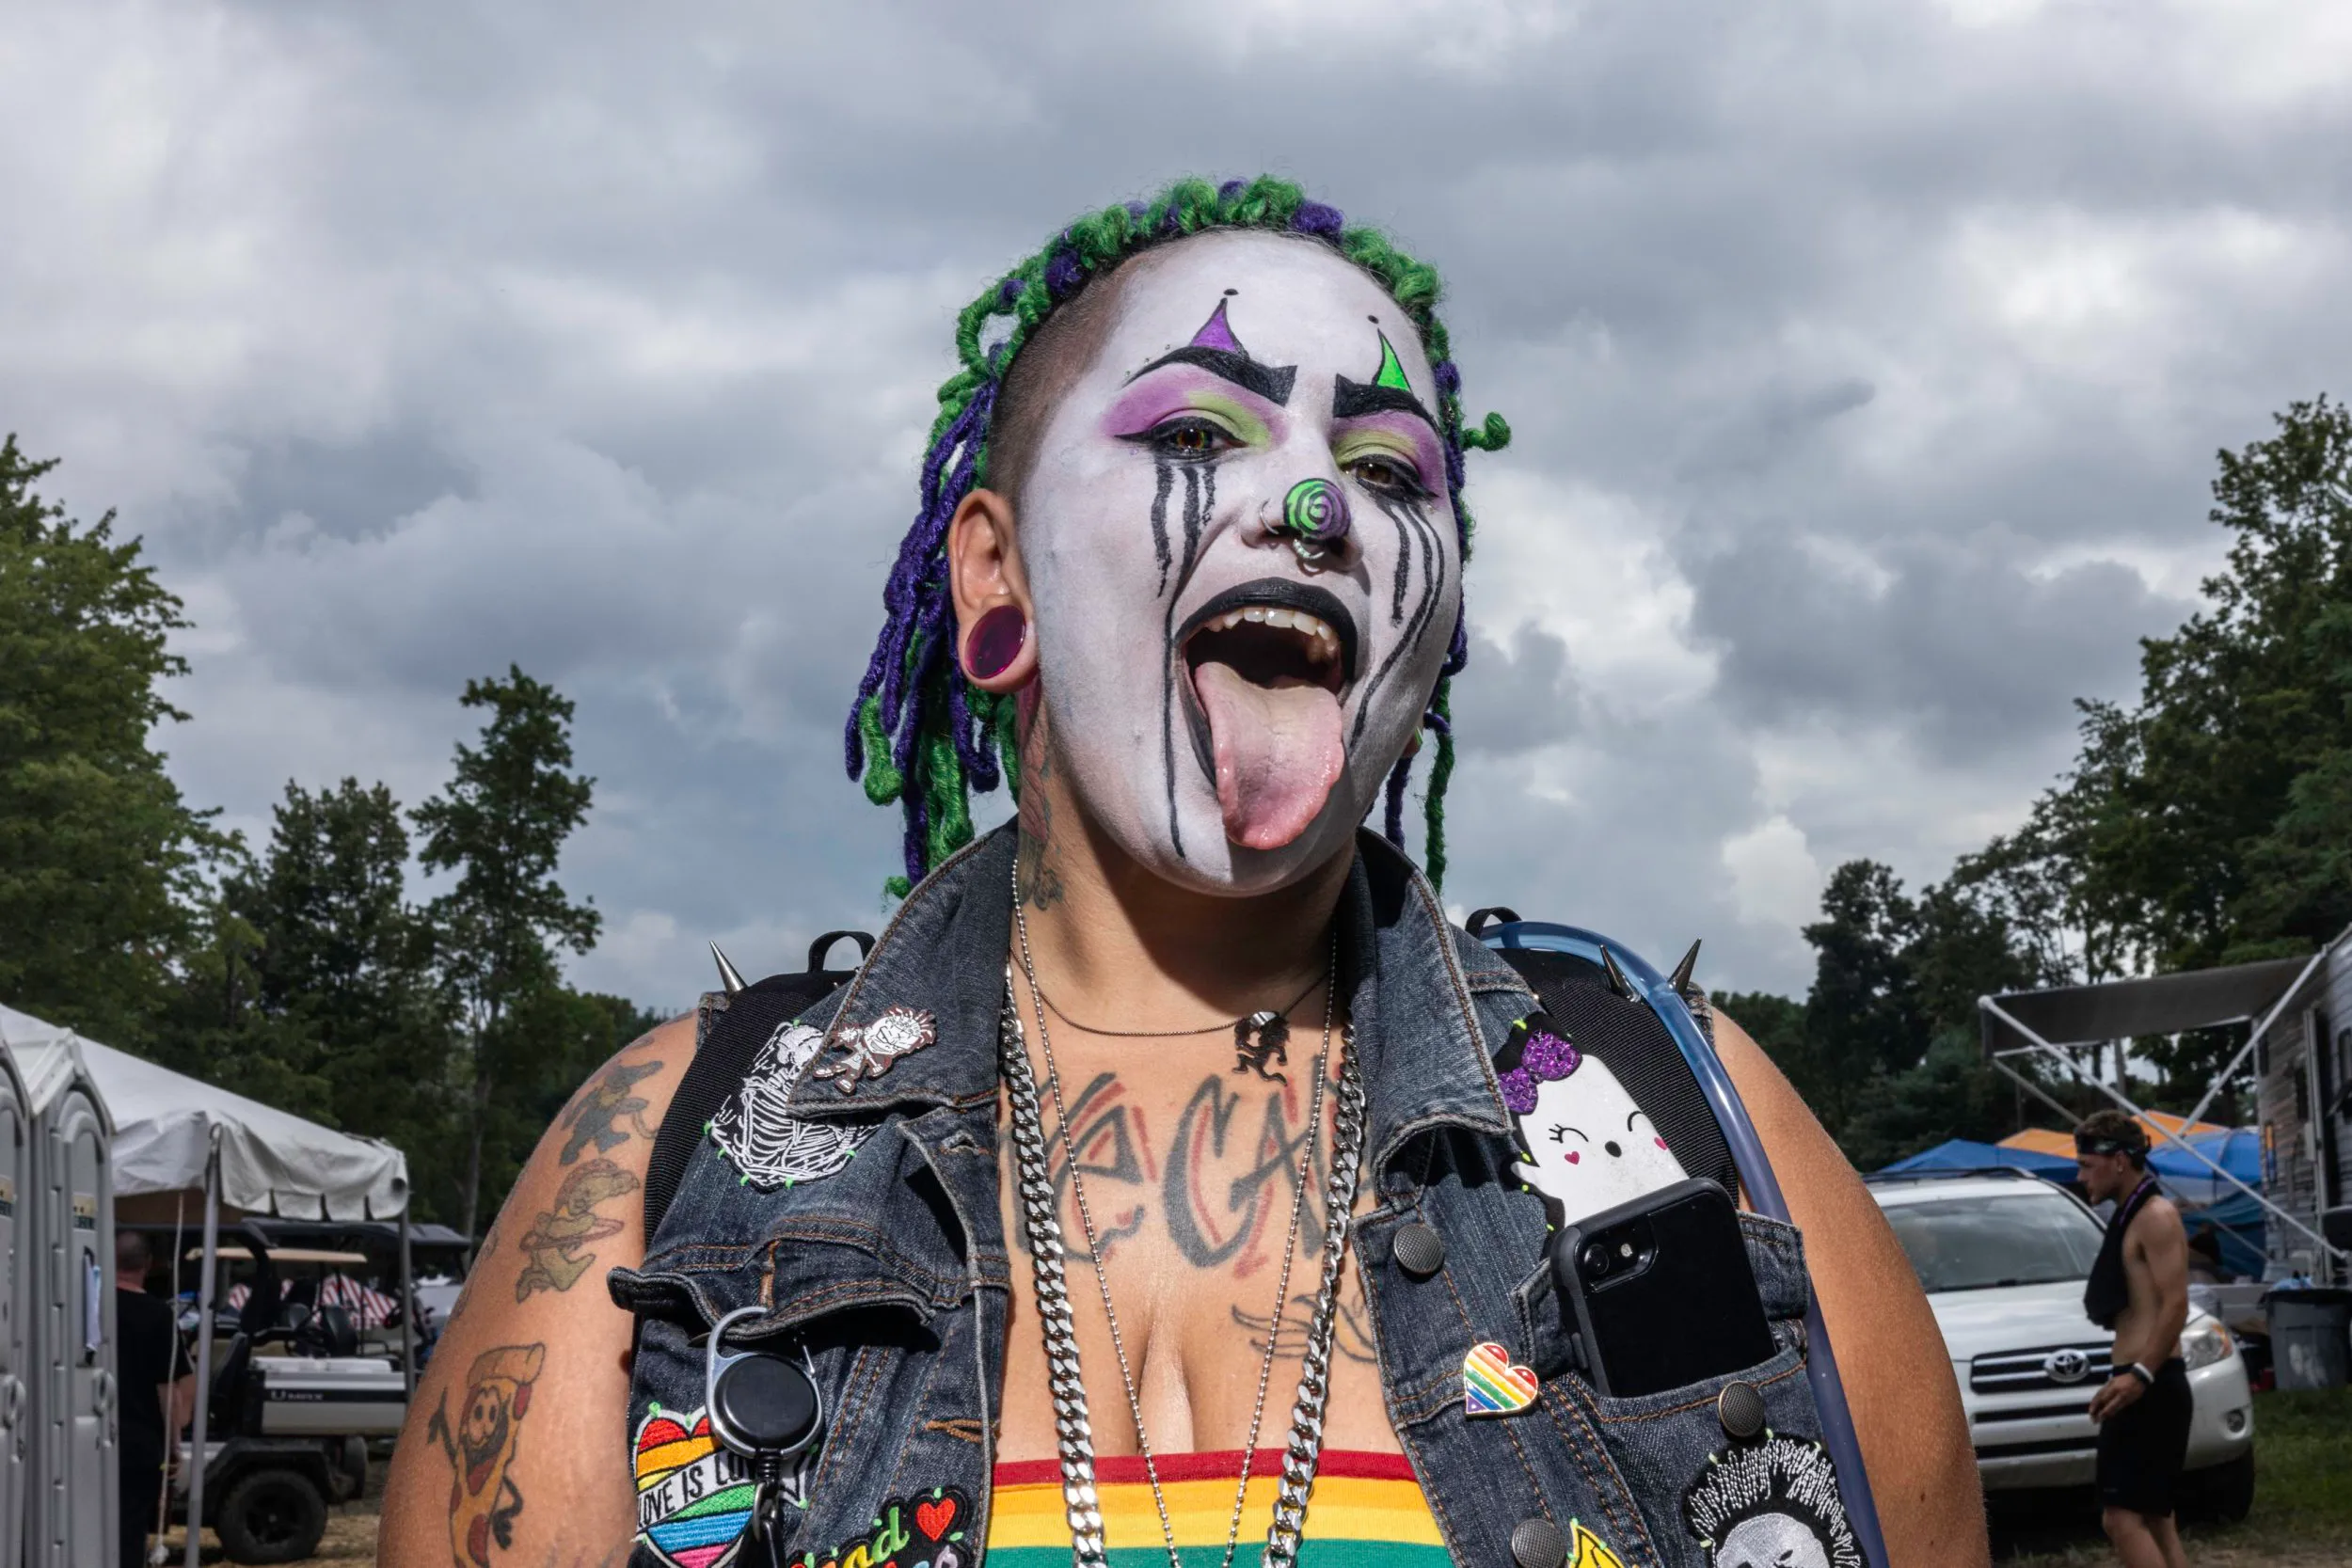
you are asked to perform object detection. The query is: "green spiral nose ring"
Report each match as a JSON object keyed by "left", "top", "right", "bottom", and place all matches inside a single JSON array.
[{"left": 1279, "top": 477, "right": 1351, "bottom": 569}]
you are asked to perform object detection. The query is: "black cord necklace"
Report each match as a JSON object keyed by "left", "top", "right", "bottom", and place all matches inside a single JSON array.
[{"left": 1026, "top": 970, "right": 1324, "bottom": 1083}]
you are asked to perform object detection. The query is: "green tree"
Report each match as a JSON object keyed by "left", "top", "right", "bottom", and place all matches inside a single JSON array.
[
  {"left": 0, "top": 437, "right": 219, "bottom": 1043},
  {"left": 1799, "top": 860, "right": 1924, "bottom": 1134},
  {"left": 2041, "top": 397, "right": 2352, "bottom": 968},
  {"left": 246, "top": 781, "right": 456, "bottom": 1207},
  {"left": 414, "top": 668, "right": 600, "bottom": 1243}
]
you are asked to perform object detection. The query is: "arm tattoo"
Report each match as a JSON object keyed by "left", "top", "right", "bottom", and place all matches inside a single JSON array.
[
  {"left": 558, "top": 1059, "right": 661, "bottom": 1164},
  {"left": 516, "top": 1158, "right": 641, "bottom": 1299},
  {"left": 426, "top": 1342, "right": 547, "bottom": 1565}
]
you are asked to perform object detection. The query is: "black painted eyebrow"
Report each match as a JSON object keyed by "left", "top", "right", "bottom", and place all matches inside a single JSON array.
[
  {"left": 1128, "top": 345, "right": 1297, "bottom": 405},
  {"left": 1333, "top": 375, "right": 1438, "bottom": 431}
]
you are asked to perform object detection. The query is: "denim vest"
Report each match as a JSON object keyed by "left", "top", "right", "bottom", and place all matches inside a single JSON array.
[{"left": 612, "top": 828, "right": 1852, "bottom": 1568}]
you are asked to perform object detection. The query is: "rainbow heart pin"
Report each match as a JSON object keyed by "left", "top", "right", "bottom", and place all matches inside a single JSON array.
[{"left": 1462, "top": 1340, "right": 1539, "bottom": 1418}]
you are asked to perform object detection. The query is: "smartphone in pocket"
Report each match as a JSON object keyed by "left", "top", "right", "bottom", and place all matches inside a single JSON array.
[{"left": 1551, "top": 1177, "right": 1776, "bottom": 1399}]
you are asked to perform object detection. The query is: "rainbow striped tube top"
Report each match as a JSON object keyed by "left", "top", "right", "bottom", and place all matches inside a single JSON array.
[{"left": 985, "top": 1450, "right": 1448, "bottom": 1568}]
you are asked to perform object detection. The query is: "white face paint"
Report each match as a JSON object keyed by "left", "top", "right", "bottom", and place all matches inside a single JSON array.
[
  {"left": 1510, "top": 1056, "right": 1689, "bottom": 1226},
  {"left": 1716, "top": 1513, "right": 1832, "bottom": 1568},
  {"left": 1014, "top": 230, "right": 1460, "bottom": 894}
]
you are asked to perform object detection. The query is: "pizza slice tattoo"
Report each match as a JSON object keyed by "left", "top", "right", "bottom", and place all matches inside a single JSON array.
[{"left": 427, "top": 1343, "right": 547, "bottom": 1567}]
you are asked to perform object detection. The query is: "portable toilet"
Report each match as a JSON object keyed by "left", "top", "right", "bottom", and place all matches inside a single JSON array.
[
  {"left": 0, "top": 1025, "right": 31, "bottom": 1568},
  {"left": 0, "top": 1008, "right": 116, "bottom": 1568}
]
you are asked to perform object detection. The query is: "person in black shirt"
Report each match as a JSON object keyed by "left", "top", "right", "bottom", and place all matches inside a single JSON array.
[{"left": 116, "top": 1229, "right": 195, "bottom": 1568}]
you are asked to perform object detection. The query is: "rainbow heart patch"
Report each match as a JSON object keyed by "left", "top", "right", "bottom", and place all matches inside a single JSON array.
[
  {"left": 634, "top": 1407, "right": 759, "bottom": 1568},
  {"left": 1462, "top": 1340, "right": 1539, "bottom": 1418}
]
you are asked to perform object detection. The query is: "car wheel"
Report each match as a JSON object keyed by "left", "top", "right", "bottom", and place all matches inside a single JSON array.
[
  {"left": 2183, "top": 1451, "right": 2255, "bottom": 1524},
  {"left": 215, "top": 1467, "right": 329, "bottom": 1564}
]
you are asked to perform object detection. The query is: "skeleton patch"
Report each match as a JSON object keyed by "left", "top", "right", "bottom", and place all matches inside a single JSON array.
[
  {"left": 1682, "top": 1435, "right": 1862, "bottom": 1568},
  {"left": 811, "top": 1006, "right": 937, "bottom": 1092},
  {"left": 710, "top": 1022, "right": 874, "bottom": 1188}
]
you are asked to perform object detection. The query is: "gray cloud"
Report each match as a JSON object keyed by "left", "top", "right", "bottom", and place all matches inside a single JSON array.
[{"left": 6, "top": 0, "right": 2348, "bottom": 1005}]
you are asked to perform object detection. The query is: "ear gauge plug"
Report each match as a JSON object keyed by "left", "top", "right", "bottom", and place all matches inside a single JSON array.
[{"left": 963, "top": 603, "right": 1028, "bottom": 681}]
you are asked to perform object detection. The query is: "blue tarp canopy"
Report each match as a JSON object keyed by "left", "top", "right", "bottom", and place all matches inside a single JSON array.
[
  {"left": 2148, "top": 1127, "right": 2262, "bottom": 1202},
  {"left": 1877, "top": 1138, "right": 2076, "bottom": 1180}
]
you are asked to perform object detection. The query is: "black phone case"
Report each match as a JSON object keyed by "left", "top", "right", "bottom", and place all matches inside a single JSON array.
[{"left": 1553, "top": 1177, "right": 1776, "bottom": 1399}]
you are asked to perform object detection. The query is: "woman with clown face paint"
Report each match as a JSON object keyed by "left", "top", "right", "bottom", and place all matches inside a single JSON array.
[{"left": 382, "top": 179, "right": 1983, "bottom": 1568}]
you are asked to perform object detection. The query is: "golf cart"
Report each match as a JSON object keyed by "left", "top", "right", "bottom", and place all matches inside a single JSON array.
[{"left": 171, "top": 1231, "right": 407, "bottom": 1563}]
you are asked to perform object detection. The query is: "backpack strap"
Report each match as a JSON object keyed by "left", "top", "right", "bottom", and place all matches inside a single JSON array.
[{"left": 640, "top": 934, "right": 872, "bottom": 1241}]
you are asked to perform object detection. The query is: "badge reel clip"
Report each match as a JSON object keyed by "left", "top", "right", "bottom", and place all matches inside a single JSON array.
[{"left": 705, "top": 1306, "right": 825, "bottom": 1557}]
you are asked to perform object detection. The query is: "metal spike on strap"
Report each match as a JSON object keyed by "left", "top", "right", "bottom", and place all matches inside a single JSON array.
[
  {"left": 710, "top": 942, "right": 749, "bottom": 996},
  {"left": 1669, "top": 939, "right": 1702, "bottom": 996},
  {"left": 1599, "top": 945, "right": 1635, "bottom": 1000}
]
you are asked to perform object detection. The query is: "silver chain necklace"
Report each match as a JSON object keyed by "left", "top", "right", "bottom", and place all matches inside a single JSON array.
[
  {"left": 1002, "top": 890, "right": 1368, "bottom": 1568},
  {"left": 1010, "top": 932, "right": 1331, "bottom": 1568}
]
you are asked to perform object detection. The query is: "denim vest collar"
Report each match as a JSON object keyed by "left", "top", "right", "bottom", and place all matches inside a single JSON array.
[{"left": 781, "top": 823, "right": 1518, "bottom": 1172}]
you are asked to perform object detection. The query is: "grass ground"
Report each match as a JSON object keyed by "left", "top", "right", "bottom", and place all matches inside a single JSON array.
[{"left": 1996, "top": 1387, "right": 2352, "bottom": 1565}]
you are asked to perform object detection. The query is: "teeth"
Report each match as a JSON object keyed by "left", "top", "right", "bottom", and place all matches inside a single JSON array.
[{"left": 1199, "top": 605, "right": 1341, "bottom": 663}]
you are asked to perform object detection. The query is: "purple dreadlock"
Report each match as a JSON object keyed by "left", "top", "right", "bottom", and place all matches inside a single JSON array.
[{"left": 847, "top": 175, "right": 1509, "bottom": 895}]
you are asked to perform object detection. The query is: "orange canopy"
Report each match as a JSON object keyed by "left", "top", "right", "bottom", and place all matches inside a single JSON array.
[{"left": 1998, "top": 1110, "right": 2231, "bottom": 1159}]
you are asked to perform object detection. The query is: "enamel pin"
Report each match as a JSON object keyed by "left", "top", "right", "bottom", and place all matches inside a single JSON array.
[
  {"left": 811, "top": 1006, "right": 937, "bottom": 1093},
  {"left": 1462, "top": 1340, "right": 1540, "bottom": 1418}
]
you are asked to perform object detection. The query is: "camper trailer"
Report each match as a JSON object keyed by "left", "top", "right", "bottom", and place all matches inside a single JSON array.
[{"left": 2248, "top": 938, "right": 2352, "bottom": 1280}]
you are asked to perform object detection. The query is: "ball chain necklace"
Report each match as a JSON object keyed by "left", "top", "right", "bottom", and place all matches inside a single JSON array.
[{"left": 1004, "top": 872, "right": 1368, "bottom": 1568}]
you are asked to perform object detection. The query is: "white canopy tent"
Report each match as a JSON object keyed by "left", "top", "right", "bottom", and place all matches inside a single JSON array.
[{"left": 0, "top": 1005, "right": 415, "bottom": 1568}]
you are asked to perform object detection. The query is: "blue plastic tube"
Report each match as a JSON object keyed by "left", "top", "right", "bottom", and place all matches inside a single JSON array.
[{"left": 1487, "top": 922, "right": 1893, "bottom": 1568}]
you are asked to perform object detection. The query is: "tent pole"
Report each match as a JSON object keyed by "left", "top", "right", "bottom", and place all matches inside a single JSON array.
[
  {"left": 2185, "top": 944, "right": 2328, "bottom": 1130},
  {"left": 398, "top": 1208, "right": 416, "bottom": 1399},
  {"left": 1980, "top": 997, "right": 2347, "bottom": 1265},
  {"left": 184, "top": 1132, "right": 221, "bottom": 1568},
  {"left": 1988, "top": 1050, "right": 2086, "bottom": 1129}
]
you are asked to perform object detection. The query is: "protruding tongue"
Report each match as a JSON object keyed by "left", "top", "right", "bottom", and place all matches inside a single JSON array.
[{"left": 1191, "top": 661, "right": 1344, "bottom": 850}]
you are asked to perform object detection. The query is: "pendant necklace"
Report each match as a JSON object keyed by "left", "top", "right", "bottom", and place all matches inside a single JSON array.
[{"left": 1004, "top": 870, "right": 1367, "bottom": 1568}]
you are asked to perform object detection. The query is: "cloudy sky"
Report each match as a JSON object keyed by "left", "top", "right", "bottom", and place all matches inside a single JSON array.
[{"left": 8, "top": 0, "right": 2348, "bottom": 1010}]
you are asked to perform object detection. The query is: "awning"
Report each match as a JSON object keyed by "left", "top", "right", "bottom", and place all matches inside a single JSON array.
[
  {"left": 1979, "top": 956, "right": 2312, "bottom": 1057},
  {"left": 0, "top": 1004, "right": 408, "bottom": 1220}
]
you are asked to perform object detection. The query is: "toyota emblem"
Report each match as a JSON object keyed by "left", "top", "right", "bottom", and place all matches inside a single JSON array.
[{"left": 2044, "top": 1348, "right": 2091, "bottom": 1384}]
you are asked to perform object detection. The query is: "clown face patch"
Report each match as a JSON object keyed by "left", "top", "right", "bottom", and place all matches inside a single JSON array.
[
  {"left": 634, "top": 1404, "right": 815, "bottom": 1568},
  {"left": 1682, "top": 1436, "right": 1862, "bottom": 1568},
  {"left": 1498, "top": 1012, "right": 1688, "bottom": 1226},
  {"left": 710, "top": 1022, "right": 875, "bottom": 1189},
  {"left": 789, "top": 1486, "right": 973, "bottom": 1568}
]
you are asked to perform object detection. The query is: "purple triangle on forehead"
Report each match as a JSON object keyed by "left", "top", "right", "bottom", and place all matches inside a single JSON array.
[{"left": 1187, "top": 298, "right": 1244, "bottom": 355}]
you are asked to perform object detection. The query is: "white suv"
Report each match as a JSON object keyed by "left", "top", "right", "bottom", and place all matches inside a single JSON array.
[{"left": 1867, "top": 1169, "right": 2255, "bottom": 1517}]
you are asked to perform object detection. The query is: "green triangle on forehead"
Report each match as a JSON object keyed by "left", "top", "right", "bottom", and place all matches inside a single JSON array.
[{"left": 1374, "top": 330, "right": 1412, "bottom": 392}]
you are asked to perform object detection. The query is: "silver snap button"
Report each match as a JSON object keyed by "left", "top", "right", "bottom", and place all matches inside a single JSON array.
[
  {"left": 1510, "top": 1517, "right": 1566, "bottom": 1568},
  {"left": 1391, "top": 1223, "right": 1445, "bottom": 1278}
]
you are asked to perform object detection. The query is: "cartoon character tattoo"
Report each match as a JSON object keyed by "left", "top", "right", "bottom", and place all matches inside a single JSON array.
[
  {"left": 1497, "top": 1012, "right": 1688, "bottom": 1226},
  {"left": 426, "top": 1342, "right": 546, "bottom": 1566},
  {"left": 558, "top": 1057, "right": 660, "bottom": 1163},
  {"left": 515, "top": 1158, "right": 639, "bottom": 1299}
]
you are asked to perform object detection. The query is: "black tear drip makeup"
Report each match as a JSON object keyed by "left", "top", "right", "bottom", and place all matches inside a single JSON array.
[
  {"left": 1350, "top": 492, "right": 1445, "bottom": 747},
  {"left": 1158, "top": 456, "right": 1215, "bottom": 860}
]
